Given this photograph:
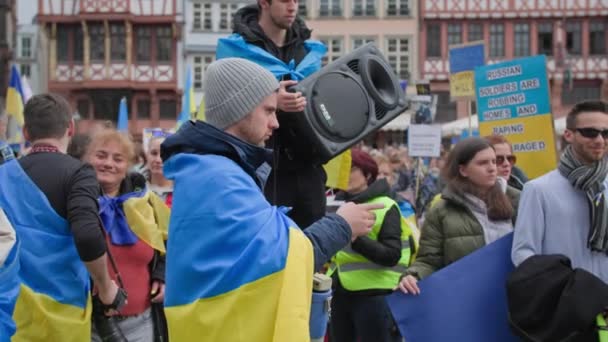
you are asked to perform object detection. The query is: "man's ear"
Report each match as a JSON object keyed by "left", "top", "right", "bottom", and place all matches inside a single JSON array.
[{"left": 67, "top": 119, "right": 75, "bottom": 138}]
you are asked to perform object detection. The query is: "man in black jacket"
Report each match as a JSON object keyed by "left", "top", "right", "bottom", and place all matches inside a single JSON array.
[{"left": 223, "top": 1, "right": 327, "bottom": 228}]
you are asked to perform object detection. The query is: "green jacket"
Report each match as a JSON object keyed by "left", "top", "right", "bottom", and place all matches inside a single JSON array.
[{"left": 405, "top": 185, "right": 520, "bottom": 280}]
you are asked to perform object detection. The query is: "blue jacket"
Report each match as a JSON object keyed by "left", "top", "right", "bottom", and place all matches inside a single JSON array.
[{"left": 161, "top": 121, "right": 351, "bottom": 271}]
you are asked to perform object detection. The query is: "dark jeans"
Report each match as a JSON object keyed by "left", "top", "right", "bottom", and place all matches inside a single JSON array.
[
  {"left": 264, "top": 163, "right": 327, "bottom": 228},
  {"left": 330, "top": 291, "right": 401, "bottom": 342}
]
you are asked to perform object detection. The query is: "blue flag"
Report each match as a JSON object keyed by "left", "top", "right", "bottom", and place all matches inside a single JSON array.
[
  {"left": 117, "top": 97, "right": 128, "bottom": 132},
  {"left": 387, "top": 233, "right": 518, "bottom": 342}
]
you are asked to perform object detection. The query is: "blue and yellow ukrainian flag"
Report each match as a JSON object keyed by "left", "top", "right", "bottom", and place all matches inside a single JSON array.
[
  {"left": 5, "top": 65, "right": 25, "bottom": 145},
  {"left": 176, "top": 67, "right": 197, "bottom": 129},
  {"left": 0, "top": 234, "right": 19, "bottom": 342},
  {"left": 99, "top": 187, "right": 170, "bottom": 253},
  {"left": 0, "top": 159, "right": 91, "bottom": 342},
  {"left": 163, "top": 153, "right": 314, "bottom": 341}
]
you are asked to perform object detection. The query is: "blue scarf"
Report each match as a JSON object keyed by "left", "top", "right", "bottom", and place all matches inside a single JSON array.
[{"left": 98, "top": 190, "right": 145, "bottom": 246}]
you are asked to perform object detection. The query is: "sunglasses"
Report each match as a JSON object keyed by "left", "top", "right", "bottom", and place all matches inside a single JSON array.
[
  {"left": 496, "top": 155, "right": 516, "bottom": 165},
  {"left": 574, "top": 128, "right": 608, "bottom": 139}
]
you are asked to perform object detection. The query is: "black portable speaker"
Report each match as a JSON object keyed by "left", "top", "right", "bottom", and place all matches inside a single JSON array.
[{"left": 286, "top": 43, "right": 409, "bottom": 164}]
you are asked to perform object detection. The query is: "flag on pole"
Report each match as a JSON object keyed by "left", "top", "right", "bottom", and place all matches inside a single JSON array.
[
  {"left": 5, "top": 66, "right": 25, "bottom": 145},
  {"left": 20, "top": 76, "right": 33, "bottom": 103},
  {"left": 117, "top": 97, "right": 129, "bottom": 132},
  {"left": 177, "top": 66, "right": 196, "bottom": 128},
  {"left": 195, "top": 98, "right": 205, "bottom": 122}
]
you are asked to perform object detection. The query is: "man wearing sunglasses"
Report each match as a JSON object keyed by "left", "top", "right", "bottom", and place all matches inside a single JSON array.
[
  {"left": 512, "top": 100, "right": 608, "bottom": 280},
  {"left": 484, "top": 135, "right": 528, "bottom": 191}
]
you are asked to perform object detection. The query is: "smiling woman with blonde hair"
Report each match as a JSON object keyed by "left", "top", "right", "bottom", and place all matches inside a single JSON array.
[{"left": 86, "top": 129, "right": 170, "bottom": 342}]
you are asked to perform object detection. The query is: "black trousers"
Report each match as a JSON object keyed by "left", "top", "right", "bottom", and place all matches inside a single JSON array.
[
  {"left": 264, "top": 163, "right": 327, "bottom": 229},
  {"left": 330, "top": 291, "right": 401, "bottom": 342}
]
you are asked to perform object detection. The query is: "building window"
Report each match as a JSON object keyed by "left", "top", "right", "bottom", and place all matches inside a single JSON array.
[
  {"left": 137, "top": 99, "right": 151, "bottom": 119},
  {"left": 514, "top": 23, "right": 530, "bottom": 57},
  {"left": 435, "top": 91, "right": 457, "bottom": 123},
  {"left": 57, "top": 26, "right": 70, "bottom": 62},
  {"left": 319, "top": 0, "right": 342, "bottom": 17},
  {"left": 386, "top": 37, "right": 410, "bottom": 81},
  {"left": 74, "top": 26, "right": 83, "bottom": 61},
  {"left": 589, "top": 21, "right": 606, "bottom": 55},
  {"left": 352, "top": 36, "right": 375, "bottom": 50},
  {"left": 352, "top": 0, "right": 375, "bottom": 17},
  {"left": 298, "top": 1, "right": 307, "bottom": 17},
  {"left": 562, "top": 80, "right": 601, "bottom": 105},
  {"left": 89, "top": 23, "right": 105, "bottom": 62},
  {"left": 319, "top": 37, "right": 343, "bottom": 66},
  {"left": 193, "top": 3, "right": 212, "bottom": 31},
  {"left": 467, "top": 23, "right": 483, "bottom": 42},
  {"left": 19, "top": 64, "right": 30, "bottom": 78},
  {"left": 427, "top": 23, "right": 441, "bottom": 57},
  {"left": 159, "top": 99, "right": 177, "bottom": 120},
  {"left": 77, "top": 99, "right": 90, "bottom": 119},
  {"left": 537, "top": 22, "right": 553, "bottom": 56},
  {"left": 489, "top": 23, "right": 504, "bottom": 57},
  {"left": 386, "top": 0, "right": 409, "bottom": 16},
  {"left": 219, "top": 4, "right": 239, "bottom": 31},
  {"left": 156, "top": 26, "right": 172, "bottom": 63},
  {"left": 135, "top": 26, "right": 152, "bottom": 62},
  {"left": 110, "top": 23, "right": 126, "bottom": 62},
  {"left": 193, "top": 55, "right": 214, "bottom": 90},
  {"left": 447, "top": 24, "right": 462, "bottom": 46},
  {"left": 566, "top": 21, "right": 582, "bottom": 55},
  {"left": 20, "top": 37, "right": 31, "bottom": 58}
]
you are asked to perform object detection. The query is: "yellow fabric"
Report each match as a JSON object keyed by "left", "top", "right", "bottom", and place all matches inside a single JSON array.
[
  {"left": 598, "top": 314, "right": 608, "bottom": 342},
  {"left": 6, "top": 87, "right": 24, "bottom": 127},
  {"left": 324, "top": 150, "right": 352, "bottom": 190},
  {"left": 165, "top": 228, "right": 313, "bottom": 342},
  {"left": 196, "top": 99, "right": 206, "bottom": 121},
  {"left": 429, "top": 193, "right": 442, "bottom": 210},
  {"left": 11, "top": 285, "right": 91, "bottom": 342},
  {"left": 122, "top": 190, "right": 170, "bottom": 254}
]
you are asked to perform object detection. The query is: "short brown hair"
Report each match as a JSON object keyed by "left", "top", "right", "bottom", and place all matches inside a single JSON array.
[
  {"left": 24, "top": 93, "right": 72, "bottom": 141},
  {"left": 87, "top": 129, "right": 135, "bottom": 166},
  {"left": 484, "top": 135, "right": 513, "bottom": 153},
  {"left": 566, "top": 100, "right": 608, "bottom": 129}
]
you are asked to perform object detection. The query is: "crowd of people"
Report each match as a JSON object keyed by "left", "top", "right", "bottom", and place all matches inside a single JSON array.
[{"left": 1, "top": 0, "right": 608, "bottom": 341}]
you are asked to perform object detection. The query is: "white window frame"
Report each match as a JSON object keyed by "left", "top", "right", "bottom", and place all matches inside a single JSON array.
[
  {"left": 352, "top": 0, "right": 376, "bottom": 17},
  {"left": 319, "top": 37, "right": 343, "bottom": 66},
  {"left": 351, "top": 36, "right": 375, "bottom": 51},
  {"left": 385, "top": 36, "right": 410, "bottom": 81},
  {"left": 386, "top": 0, "right": 410, "bottom": 17},
  {"left": 219, "top": 3, "right": 239, "bottom": 31},
  {"left": 193, "top": 54, "right": 215, "bottom": 91},
  {"left": 319, "top": 0, "right": 343, "bottom": 17},
  {"left": 20, "top": 64, "right": 31, "bottom": 78},
  {"left": 20, "top": 36, "right": 32, "bottom": 59},
  {"left": 193, "top": 3, "right": 212, "bottom": 31}
]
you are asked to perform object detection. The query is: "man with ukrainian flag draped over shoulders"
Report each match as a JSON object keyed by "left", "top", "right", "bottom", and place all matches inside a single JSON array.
[
  {"left": 161, "top": 58, "right": 383, "bottom": 341},
  {"left": 216, "top": 0, "right": 329, "bottom": 229},
  {"left": 0, "top": 94, "right": 125, "bottom": 341}
]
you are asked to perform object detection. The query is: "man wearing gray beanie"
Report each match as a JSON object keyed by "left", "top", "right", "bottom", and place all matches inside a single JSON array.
[{"left": 160, "top": 58, "right": 384, "bottom": 341}]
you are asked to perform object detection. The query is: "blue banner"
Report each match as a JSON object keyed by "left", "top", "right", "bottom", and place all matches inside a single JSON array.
[
  {"left": 449, "top": 43, "right": 485, "bottom": 74},
  {"left": 386, "top": 234, "right": 518, "bottom": 342},
  {"left": 475, "top": 55, "right": 550, "bottom": 122}
]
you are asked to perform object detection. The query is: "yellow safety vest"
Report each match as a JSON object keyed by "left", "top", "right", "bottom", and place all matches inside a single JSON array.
[
  {"left": 597, "top": 314, "right": 608, "bottom": 342},
  {"left": 329, "top": 196, "right": 418, "bottom": 291}
]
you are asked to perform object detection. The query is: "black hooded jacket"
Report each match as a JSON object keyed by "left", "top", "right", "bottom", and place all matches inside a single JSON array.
[
  {"left": 232, "top": 5, "right": 318, "bottom": 164},
  {"left": 232, "top": 4, "right": 312, "bottom": 67}
]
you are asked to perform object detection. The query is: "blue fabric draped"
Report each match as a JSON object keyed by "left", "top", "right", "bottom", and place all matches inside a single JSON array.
[
  {"left": 98, "top": 190, "right": 145, "bottom": 246},
  {"left": 386, "top": 233, "right": 518, "bottom": 342},
  {"left": 216, "top": 34, "right": 326, "bottom": 81},
  {"left": 0, "top": 238, "right": 19, "bottom": 341}
]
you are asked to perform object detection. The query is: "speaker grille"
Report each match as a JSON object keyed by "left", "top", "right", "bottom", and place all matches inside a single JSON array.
[
  {"left": 347, "top": 60, "right": 360, "bottom": 74},
  {"left": 375, "top": 103, "right": 387, "bottom": 120}
]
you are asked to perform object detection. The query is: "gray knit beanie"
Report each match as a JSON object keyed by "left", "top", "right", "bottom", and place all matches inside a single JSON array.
[{"left": 203, "top": 58, "right": 280, "bottom": 129}]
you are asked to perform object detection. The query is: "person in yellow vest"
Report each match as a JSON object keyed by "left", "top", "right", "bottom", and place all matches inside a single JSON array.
[{"left": 329, "top": 149, "right": 417, "bottom": 342}]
